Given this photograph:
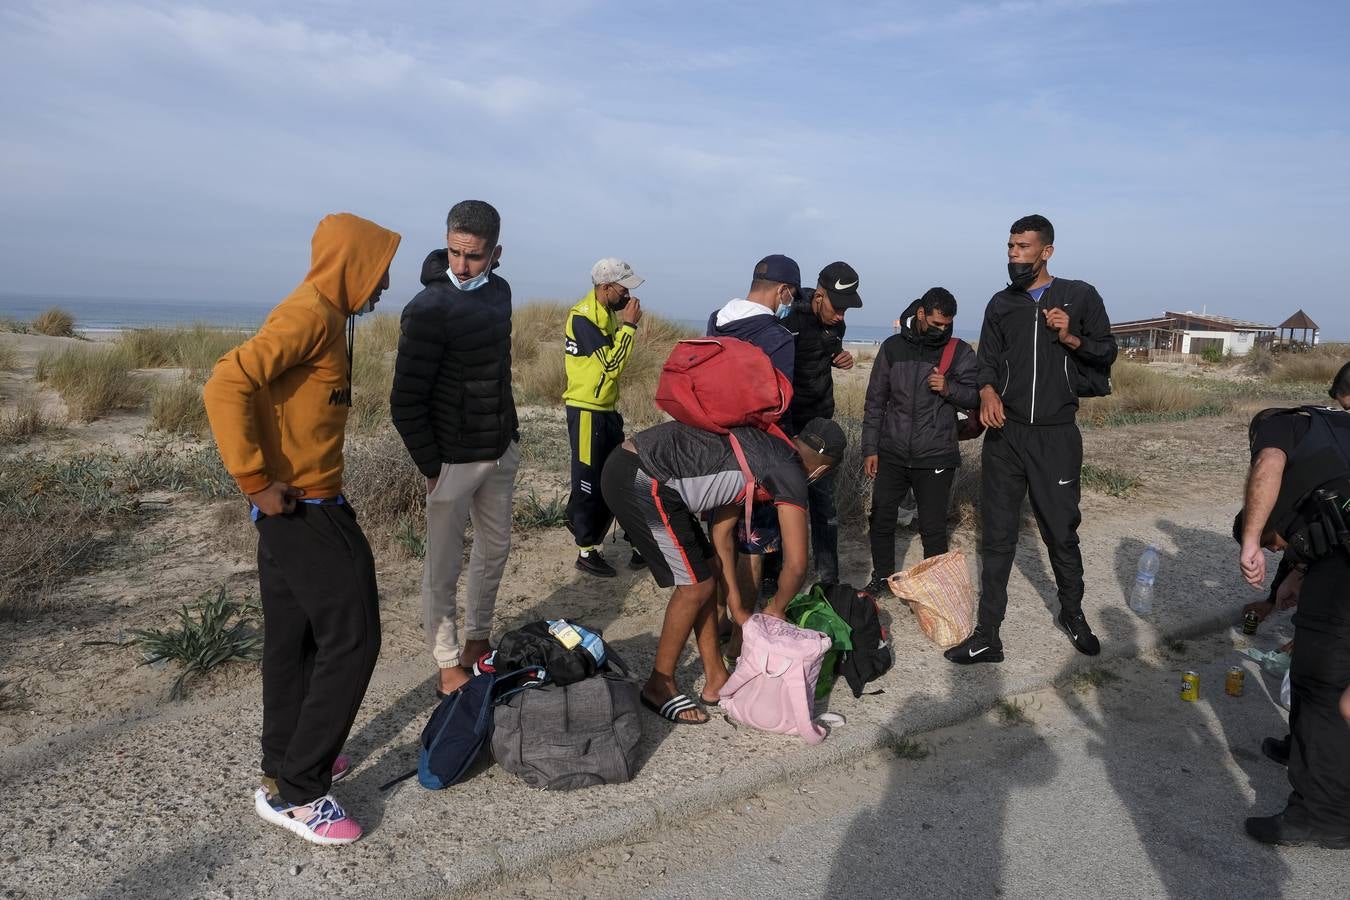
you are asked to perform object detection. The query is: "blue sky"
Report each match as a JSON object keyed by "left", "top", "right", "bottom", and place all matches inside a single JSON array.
[{"left": 2, "top": 0, "right": 1348, "bottom": 336}]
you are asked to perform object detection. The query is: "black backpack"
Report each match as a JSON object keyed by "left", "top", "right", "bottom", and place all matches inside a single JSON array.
[
  {"left": 820, "top": 583, "right": 893, "bottom": 697},
  {"left": 493, "top": 620, "right": 611, "bottom": 686}
]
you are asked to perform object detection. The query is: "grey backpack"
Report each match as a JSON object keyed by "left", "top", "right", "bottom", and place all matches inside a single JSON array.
[{"left": 490, "top": 654, "right": 643, "bottom": 790}]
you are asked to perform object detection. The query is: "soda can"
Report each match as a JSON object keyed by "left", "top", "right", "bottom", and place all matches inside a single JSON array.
[
  {"left": 1226, "top": 666, "right": 1246, "bottom": 697},
  {"left": 1180, "top": 671, "right": 1200, "bottom": 701},
  {"left": 1242, "top": 611, "right": 1260, "bottom": 636}
]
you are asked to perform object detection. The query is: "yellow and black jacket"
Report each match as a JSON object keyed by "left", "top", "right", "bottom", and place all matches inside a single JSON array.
[{"left": 562, "top": 290, "right": 637, "bottom": 412}]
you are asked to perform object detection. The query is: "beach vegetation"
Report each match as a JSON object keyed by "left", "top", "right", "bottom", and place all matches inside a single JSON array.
[
  {"left": 1269, "top": 345, "right": 1347, "bottom": 385},
  {"left": 32, "top": 307, "right": 77, "bottom": 338},
  {"left": 512, "top": 489, "right": 569, "bottom": 529},
  {"left": 149, "top": 375, "right": 209, "bottom": 437},
  {"left": 0, "top": 396, "right": 52, "bottom": 446},
  {"left": 0, "top": 340, "right": 18, "bottom": 371},
  {"left": 35, "top": 345, "right": 145, "bottom": 421},
  {"left": 1080, "top": 463, "right": 1140, "bottom": 498},
  {"left": 117, "top": 324, "right": 248, "bottom": 374},
  {"left": 0, "top": 317, "right": 32, "bottom": 335},
  {"left": 130, "top": 586, "right": 262, "bottom": 700},
  {"left": 892, "top": 738, "right": 930, "bottom": 761}
]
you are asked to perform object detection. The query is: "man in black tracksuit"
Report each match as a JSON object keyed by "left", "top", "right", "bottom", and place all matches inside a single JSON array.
[
  {"left": 780, "top": 261, "right": 863, "bottom": 584},
  {"left": 861, "top": 288, "right": 977, "bottom": 596},
  {"left": 947, "top": 214, "right": 1117, "bottom": 665}
]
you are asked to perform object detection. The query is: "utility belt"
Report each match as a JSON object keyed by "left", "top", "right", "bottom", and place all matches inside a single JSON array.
[{"left": 1284, "top": 486, "right": 1350, "bottom": 565}]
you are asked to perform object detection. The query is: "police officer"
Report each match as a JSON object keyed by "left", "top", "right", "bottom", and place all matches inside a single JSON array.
[{"left": 1241, "top": 395, "right": 1350, "bottom": 848}]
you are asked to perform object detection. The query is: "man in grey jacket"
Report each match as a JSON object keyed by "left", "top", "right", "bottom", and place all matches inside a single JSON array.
[{"left": 861, "top": 288, "right": 977, "bottom": 596}]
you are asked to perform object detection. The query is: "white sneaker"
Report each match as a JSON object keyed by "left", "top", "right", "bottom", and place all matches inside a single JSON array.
[{"left": 253, "top": 789, "right": 363, "bottom": 845}]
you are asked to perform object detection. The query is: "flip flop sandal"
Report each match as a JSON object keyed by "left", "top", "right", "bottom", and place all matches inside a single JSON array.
[
  {"left": 699, "top": 694, "right": 720, "bottom": 707},
  {"left": 641, "top": 692, "right": 709, "bottom": 725}
]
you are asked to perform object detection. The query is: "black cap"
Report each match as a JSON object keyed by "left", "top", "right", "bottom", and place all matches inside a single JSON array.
[
  {"left": 752, "top": 254, "right": 801, "bottom": 290},
  {"left": 817, "top": 261, "right": 862, "bottom": 310},
  {"left": 797, "top": 417, "right": 847, "bottom": 461}
]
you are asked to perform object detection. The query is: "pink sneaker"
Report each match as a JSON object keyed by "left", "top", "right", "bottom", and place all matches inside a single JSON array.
[
  {"left": 253, "top": 789, "right": 363, "bottom": 845},
  {"left": 330, "top": 754, "right": 351, "bottom": 783}
]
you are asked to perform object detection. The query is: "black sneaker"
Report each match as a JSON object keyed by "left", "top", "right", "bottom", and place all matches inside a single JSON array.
[
  {"left": 1261, "top": 735, "right": 1291, "bottom": 767},
  {"left": 861, "top": 576, "right": 890, "bottom": 599},
  {"left": 575, "top": 551, "right": 617, "bottom": 578},
  {"left": 1245, "top": 812, "right": 1350, "bottom": 849},
  {"left": 628, "top": 549, "right": 648, "bottom": 570},
  {"left": 1058, "top": 609, "right": 1101, "bottom": 656},
  {"left": 944, "top": 626, "right": 1004, "bottom": 664}
]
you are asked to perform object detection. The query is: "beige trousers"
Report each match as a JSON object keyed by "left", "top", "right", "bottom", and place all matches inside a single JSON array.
[{"left": 421, "top": 442, "right": 519, "bottom": 668}]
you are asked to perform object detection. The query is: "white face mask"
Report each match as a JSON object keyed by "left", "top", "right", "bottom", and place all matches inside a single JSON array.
[
  {"left": 449, "top": 259, "right": 493, "bottom": 292},
  {"left": 355, "top": 300, "right": 375, "bottom": 316}
]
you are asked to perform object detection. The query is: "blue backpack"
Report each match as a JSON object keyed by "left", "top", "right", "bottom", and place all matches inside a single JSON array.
[{"left": 381, "top": 666, "right": 543, "bottom": 791}]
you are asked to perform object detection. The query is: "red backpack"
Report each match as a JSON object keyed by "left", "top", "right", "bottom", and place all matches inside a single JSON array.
[
  {"left": 655, "top": 337, "right": 795, "bottom": 521},
  {"left": 938, "top": 339, "right": 984, "bottom": 441}
]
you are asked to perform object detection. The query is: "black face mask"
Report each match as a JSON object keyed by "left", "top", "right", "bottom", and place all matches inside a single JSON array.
[
  {"left": 1007, "top": 261, "right": 1039, "bottom": 291},
  {"left": 611, "top": 295, "right": 630, "bottom": 311},
  {"left": 922, "top": 321, "right": 952, "bottom": 346}
]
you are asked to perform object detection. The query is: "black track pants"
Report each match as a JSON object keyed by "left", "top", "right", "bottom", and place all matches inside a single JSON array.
[
  {"left": 808, "top": 468, "right": 840, "bottom": 583},
  {"left": 868, "top": 453, "right": 956, "bottom": 577},
  {"left": 1285, "top": 552, "right": 1350, "bottom": 832},
  {"left": 257, "top": 503, "right": 381, "bottom": 804},
  {"left": 565, "top": 406, "right": 625, "bottom": 548},
  {"left": 977, "top": 419, "right": 1084, "bottom": 632}
]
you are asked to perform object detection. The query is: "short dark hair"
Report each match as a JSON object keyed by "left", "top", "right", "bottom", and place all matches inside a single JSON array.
[
  {"left": 919, "top": 287, "right": 957, "bottom": 317},
  {"left": 1330, "top": 360, "right": 1350, "bottom": 400},
  {"left": 1010, "top": 214, "right": 1054, "bottom": 245},
  {"left": 446, "top": 200, "right": 501, "bottom": 247}
]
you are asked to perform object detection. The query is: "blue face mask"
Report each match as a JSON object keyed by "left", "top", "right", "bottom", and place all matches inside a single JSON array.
[
  {"left": 449, "top": 266, "right": 491, "bottom": 292},
  {"left": 776, "top": 303, "right": 792, "bottom": 320}
]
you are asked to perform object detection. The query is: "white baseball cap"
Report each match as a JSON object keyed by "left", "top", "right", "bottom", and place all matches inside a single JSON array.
[{"left": 591, "top": 258, "right": 644, "bottom": 290}]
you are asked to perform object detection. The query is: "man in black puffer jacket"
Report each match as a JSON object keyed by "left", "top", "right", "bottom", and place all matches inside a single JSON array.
[
  {"left": 781, "top": 261, "right": 863, "bottom": 584},
  {"left": 946, "top": 213, "right": 1117, "bottom": 666},
  {"left": 391, "top": 200, "right": 519, "bottom": 697},
  {"left": 861, "top": 288, "right": 977, "bottom": 595}
]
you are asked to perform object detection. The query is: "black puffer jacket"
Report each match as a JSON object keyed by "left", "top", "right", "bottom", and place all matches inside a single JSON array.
[
  {"left": 782, "top": 299, "right": 846, "bottom": 432},
  {"left": 390, "top": 250, "right": 519, "bottom": 477},
  {"left": 861, "top": 299, "right": 979, "bottom": 468}
]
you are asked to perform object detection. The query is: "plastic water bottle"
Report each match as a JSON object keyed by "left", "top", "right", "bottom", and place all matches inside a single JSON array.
[{"left": 1128, "top": 545, "right": 1160, "bottom": 615}]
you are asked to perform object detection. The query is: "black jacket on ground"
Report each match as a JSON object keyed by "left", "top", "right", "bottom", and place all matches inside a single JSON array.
[
  {"left": 975, "top": 278, "right": 1116, "bottom": 426},
  {"left": 390, "top": 250, "right": 519, "bottom": 477},
  {"left": 782, "top": 299, "right": 846, "bottom": 432},
  {"left": 861, "top": 299, "right": 979, "bottom": 468}
]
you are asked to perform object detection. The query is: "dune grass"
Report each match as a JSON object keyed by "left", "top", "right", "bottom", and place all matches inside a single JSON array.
[
  {"left": 0, "top": 340, "right": 17, "bottom": 371},
  {"left": 0, "top": 317, "right": 32, "bottom": 335},
  {"left": 1269, "top": 345, "right": 1347, "bottom": 385},
  {"left": 130, "top": 586, "right": 262, "bottom": 700},
  {"left": 149, "top": 376, "right": 209, "bottom": 437},
  {"left": 35, "top": 345, "right": 145, "bottom": 421},
  {"left": 117, "top": 324, "right": 250, "bottom": 374},
  {"left": 32, "top": 307, "right": 77, "bottom": 338},
  {"left": 0, "top": 396, "right": 51, "bottom": 446}
]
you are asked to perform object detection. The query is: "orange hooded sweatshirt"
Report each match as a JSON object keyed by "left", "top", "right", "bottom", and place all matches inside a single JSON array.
[{"left": 204, "top": 213, "right": 401, "bottom": 498}]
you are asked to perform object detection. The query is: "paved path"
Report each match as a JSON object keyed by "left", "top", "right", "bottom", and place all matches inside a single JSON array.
[
  {"left": 500, "top": 628, "right": 1340, "bottom": 900},
  {"left": 0, "top": 503, "right": 1274, "bottom": 899}
]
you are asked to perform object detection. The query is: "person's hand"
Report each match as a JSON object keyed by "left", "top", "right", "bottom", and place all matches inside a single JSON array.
[
  {"left": 247, "top": 481, "right": 304, "bottom": 516},
  {"left": 832, "top": 350, "right": 855, "bottom": 370},
  {"left": 927, "top": 367, "right": 948, "bottom": 396},
  {"left": 1276, "top": 568, "right": 1304, "bottom": 609},
  {"left": 863, "top": 454, "right": 879, "bottom": 479},
  {"left": 979, "top": 386, "right": 1005, "bottom": 429},
  {"left": 1240, "top": 540, "right": 1267, "bottom": 587},
  {"left": 621, "top": 297, "right": 643, "bottom": 326},
  {"left": 1043, "top": 307, "right": 1071, "bottom": 341},
  {"left": 1242, "top": 599, "right": 1276, "bottom": 622},
  {"left": 761, "top": 601, "right": 787, "bottom": 622},
  {"left": 1279, "top": 639, "right": 1294, "bottom": 655},
  {"left": 1340, "top": 684, "right": 1350, "bottom": 726}
]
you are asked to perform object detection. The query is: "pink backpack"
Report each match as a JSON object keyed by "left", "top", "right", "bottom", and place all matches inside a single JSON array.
[{"left": 719, "top": 614, "right": 832, "bottom": 744}]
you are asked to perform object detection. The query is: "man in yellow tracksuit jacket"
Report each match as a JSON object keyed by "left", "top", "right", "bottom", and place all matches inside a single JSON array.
[
  {"left": 564, "top": 258, "right": 644, "bottom": 577},
  {"left": 204, "top": 212, "right": 399, "bottom": 845}
]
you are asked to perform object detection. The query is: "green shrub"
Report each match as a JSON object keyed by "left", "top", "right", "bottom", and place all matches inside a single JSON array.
[
  {"left": 32, "top": 307, "right": 76, "bottom": 337},
  {"left": 131, "top": 586, "right": 262, "bottom": 700},
  {"left": 35, "top": 346, "right": 145, "bottom": 421},
  {"left": 512, "top": 490, "right": 568, "bottom": 529}
]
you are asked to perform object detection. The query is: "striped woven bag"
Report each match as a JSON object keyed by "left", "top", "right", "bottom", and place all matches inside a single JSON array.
[{"left": 886, "top": 550, "right": 976, "bottom": 648}]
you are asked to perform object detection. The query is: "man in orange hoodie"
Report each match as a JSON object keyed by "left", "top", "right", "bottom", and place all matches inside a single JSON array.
[{"left": 204, "top": 212, "right": 400, "bottom": 846}]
